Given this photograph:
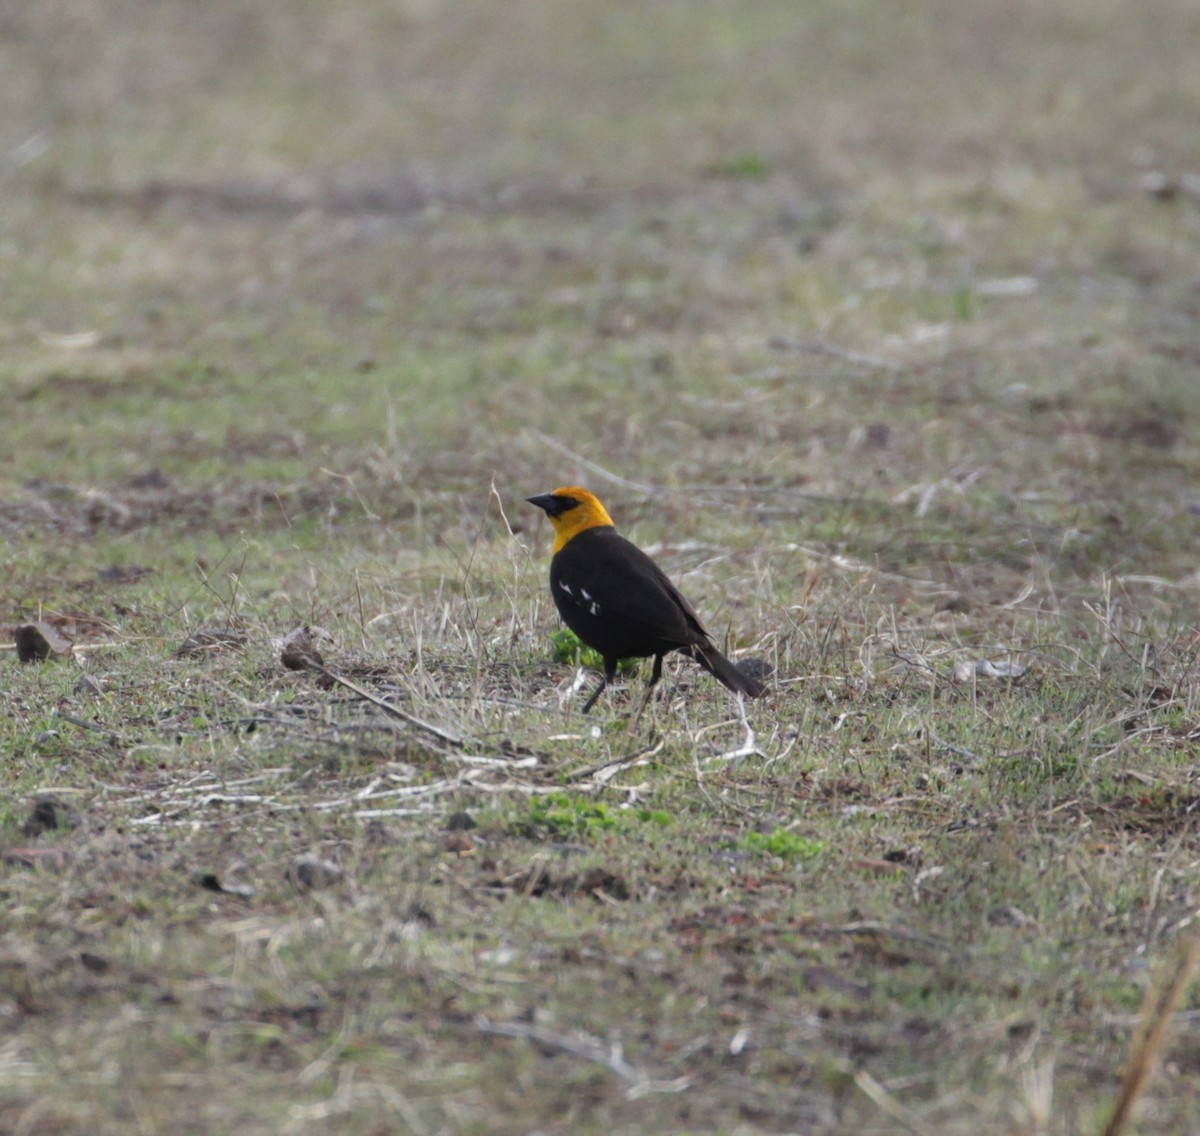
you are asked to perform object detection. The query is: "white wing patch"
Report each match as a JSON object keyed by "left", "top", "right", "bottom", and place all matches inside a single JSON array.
[{"left": 559, "top": 579, "right": 601, "bottom": 615}]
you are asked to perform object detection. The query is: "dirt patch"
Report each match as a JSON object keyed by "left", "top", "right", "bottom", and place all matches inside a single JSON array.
[
  {"left": 68, "top": 171, "right": 683, "bottom": 224},
  {"left": 1, "top": 475, "right": 354, "bottom": 536}
]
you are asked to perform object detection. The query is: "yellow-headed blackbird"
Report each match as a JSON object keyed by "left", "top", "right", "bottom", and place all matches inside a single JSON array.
[{"left": 526, "top": 485, "right": 765, "bottom": 713}]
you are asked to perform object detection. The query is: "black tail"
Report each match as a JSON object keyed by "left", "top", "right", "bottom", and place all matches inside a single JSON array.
[{"left": 688, "top": 643, "right": 766, "bottom": 699}]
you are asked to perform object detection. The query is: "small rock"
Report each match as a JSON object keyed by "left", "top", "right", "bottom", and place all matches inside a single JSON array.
[
  {"left": 935, "top": 595, "right": 971, "bottom": 615},
  {"left": 865, "top": 422, "right": 892, "bottom": 448},
  {"left": 362, "top": 819, "right": 391, "bottom": 844},
  {"left": 987, "top": 903, "right": 1037, "bottom": 928},
  {"left": 446, "top": 811, "right": 477, "bottom": 832},
  {"left": 802, "top": 966, "right": 871, "bottom": 1001},
  {"left": 97, "top": 564, "right": 153, "bottom": 584},
  {"left": 23, "top": 795, "right": 78, "bottom": 837},
  {"left": 404, "top": 901, "right": 435, "bottom": 927},
  {"left": 174, "top": 627, "right": 247, "bottom": 658},
  {"left": 287, "top": 854, "right": 343, "bottom": 891},
  {"left": 736, "top": 658, "right": 775, "bottom": 687},
  {"left": 14, "top": 622, "right": 74, "bottom": 663},
  {"left": 74, "top": 673, "right": 105, "bottom": 697},
  {"left": 954, "top": 658, "right": 1027, "bottom": 682},
  {"left": 1141, "top": 170, "right": 1177, "bottom": 200},
  {"left": 79, "top": 952, "right": 112, "bottom": 974},
  {"left": 441, "top": 832, "right": 475, "bottom": 855},
  {"left": 575, "top": 866, "right": 631, "bottom": 901},
  {"left": 280, "top": 626, "right": 325, "bottom": 672},
  {"left": 852, "top": 856, "right": 907, "bottom": 874},
  {"left": 194, "top": 871, "right": 256, "bottom": 899},
  {"left": 127, "top": 468, "right": 169, "bottom": 490}
]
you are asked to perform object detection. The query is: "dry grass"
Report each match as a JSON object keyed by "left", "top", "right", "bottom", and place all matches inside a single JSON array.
[{"left": 3, "top": 1, "right": 1200, "bottom": 1133}]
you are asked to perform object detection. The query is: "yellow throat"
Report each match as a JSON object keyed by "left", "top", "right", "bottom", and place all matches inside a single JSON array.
[{"left": 533, "top": 486, "right": 616, "bottom": 554}]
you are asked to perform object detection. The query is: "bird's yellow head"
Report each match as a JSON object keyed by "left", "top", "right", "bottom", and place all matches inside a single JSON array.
[{"left": 526, "top": 486, "right": 615, "bottom": 554}]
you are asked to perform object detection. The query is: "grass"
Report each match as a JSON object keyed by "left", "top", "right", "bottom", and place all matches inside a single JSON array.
[{"left": 3, "top": 0, "right": 1200, "bottom": 1132}]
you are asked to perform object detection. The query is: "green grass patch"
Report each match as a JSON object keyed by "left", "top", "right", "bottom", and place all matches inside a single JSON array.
[
  {"left": 515, "top": 791, "right": 674, "bottom": 838},
  {"left": 705, "top": 152, "right": 773, "bottom": 179},
  {"left": 736, "top": 828, "right": 826, "bottom": 861}
]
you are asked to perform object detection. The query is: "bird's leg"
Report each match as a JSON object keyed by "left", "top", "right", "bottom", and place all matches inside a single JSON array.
[
  {"left": 625, "top": 654, "right": 665, "bottom": 733},
  {"left": 580, "top": 676, "right": 607, "bottom": 714},
  {"left": 641, "top": 653, "right": 666, "bottom": 712},
  {"left": 580, "top": 658, "right": 618, "bottom": 715},
  {"left": 628, "top": 682, "right": 654, "bottom": 729}
]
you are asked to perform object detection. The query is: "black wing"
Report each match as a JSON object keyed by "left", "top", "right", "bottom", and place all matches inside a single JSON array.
[{"left": 550, "top": 528, "right": 710, "bottom": 659}]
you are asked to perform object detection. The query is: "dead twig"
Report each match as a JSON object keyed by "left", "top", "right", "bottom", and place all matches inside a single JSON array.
[
  {"left": 54, "top": 710, "right": 125, "bottom": 743},
  {"left": 804, "top": 921, "right": 953, "bottom": 954},
  {"left": 475, "top": 1016, "right": 690, "bottom": 1098},
  {"left": 565, "top": 739, "right": 665, "bottom": 782},
  {"left": 490, "top": 475, "right": 517, "bottom": 538},
  {"left": 851, "top": 1065, "right": 927, "bottom": 1134},
  {"left": 308, "top": 662, "right": 464, "bottom": 749},
  {"left": 709, "top": 696, "right": 761, "bottom": 763},
  {"left": 768, "top": 336, "right": 901, "bottom": 372},
  {"left": 1102, "top": 932, "right": 1200, "bottom": 1136}
]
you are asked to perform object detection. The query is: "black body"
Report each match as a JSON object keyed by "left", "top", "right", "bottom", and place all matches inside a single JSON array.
[{"left": 547, "top": 525, "right": 763, "bottom": 711}]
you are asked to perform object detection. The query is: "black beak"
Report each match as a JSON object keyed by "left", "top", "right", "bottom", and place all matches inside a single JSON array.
[{"left": 526, "top": 493, "right": 558, "bottom": 515}]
